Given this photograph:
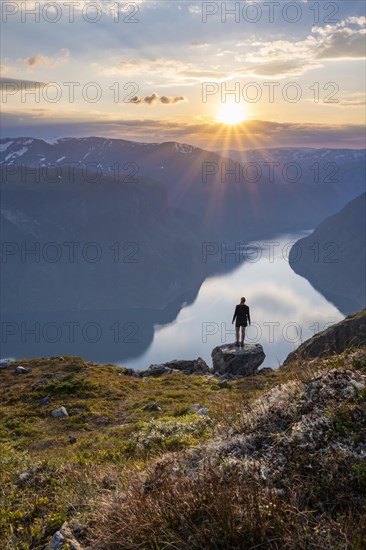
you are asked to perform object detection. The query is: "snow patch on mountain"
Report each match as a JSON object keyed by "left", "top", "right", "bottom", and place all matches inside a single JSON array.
[
  {"left": 41, "top": 137, "right": 60, "bottom": 145},
  {"left": 0, "top": 140, "right": 14, "bottom": 152},
  {"left": 173, "top": 143, "right": 195, "bottom": 154},
  {"left": 12, "top": 147, "right": 28, "bottom": 158}
]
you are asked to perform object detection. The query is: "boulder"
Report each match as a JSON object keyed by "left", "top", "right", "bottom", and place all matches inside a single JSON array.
[
  {"left": 15, "top": 366, "right": 29, "bottom": 375},
  {"left": 0, "top": 358, "right": 11, "bottom": 369},
  {"left": 212, "top": 343, "right": 265, "bottom": 377},
  {"left": 51, "top": 407, "right": 69, "bottom": 418}
]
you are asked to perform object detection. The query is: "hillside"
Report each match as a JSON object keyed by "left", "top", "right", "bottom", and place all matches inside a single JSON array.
[
  {"left": 289, "top": 193, "right": 366, "bottom": 314},
  {"left": 2, "top": 138, "right": 365, "bottom": 242},
  {"left": 1, "top": 310, "right": 365, "bottom": 549}
]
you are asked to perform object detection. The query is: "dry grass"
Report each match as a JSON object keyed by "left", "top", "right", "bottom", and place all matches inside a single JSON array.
[
  {"left": 1, "top": 349, "right": 365, "bottom": 549},
  {"left": 88, "top": 349, "right": 366, "bottom": 550},
  {"left": 89, "top": 461, "right": 365, "bottom": 550}
]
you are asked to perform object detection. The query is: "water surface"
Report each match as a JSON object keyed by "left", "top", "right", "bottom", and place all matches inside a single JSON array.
[{"left": 125, "top": 232, "right": 343, "bottom": 370}]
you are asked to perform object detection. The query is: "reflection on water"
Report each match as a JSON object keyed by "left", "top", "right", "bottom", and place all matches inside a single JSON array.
[
  {"left": 125, "top": 233, "right": 344, "bottom": 370},
  {"left": 1, "top": 233, "right": 344, "bottom": 369}
]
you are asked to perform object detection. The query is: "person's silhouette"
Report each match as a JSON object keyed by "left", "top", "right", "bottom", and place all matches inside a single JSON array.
[{"left": 232, "top": 297, "right": 251, "bottom": 347}]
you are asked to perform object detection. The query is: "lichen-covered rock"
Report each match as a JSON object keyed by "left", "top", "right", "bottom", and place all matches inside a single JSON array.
[
  {"left": 44, "top": 521, "right": 84, "bottom": 549},
  {"left": 51, "top": 407, "right": 69, "bottom": 418},
  {"left": 211, "top": 343, "right": 265, "bottom": 376}
]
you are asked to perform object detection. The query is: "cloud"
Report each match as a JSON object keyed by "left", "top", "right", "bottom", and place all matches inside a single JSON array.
[
  {"left": 338, "top": 93, "right": 366, "bottom": 107},
  {"left": 0, "top": 77, "right": 47, "bottom": 91},
  {"left": 188, "top": 5, "right": 201, "bottom": 14},
  {"left": 339, "top": 100, "right": 366, "bottom": 107},
  {"left": 25, "top": 54, "right": 48, "bottom": 68},
  {"left": 181, "top": 70, "right": 231, "bottom": 81},
  {"left": 2, "top": 110, "right": 365, "bottom": 149},
  {"left": 128, "top": 92, "right": 187, "bottom": 105},
  {"left": 315, "top": 28, "right": 366, "bottom": 59},
  {"left": 234, "top": 18, "right": 365, "bottom": 77},
  {"left": 160, "top": 95, "right": 187, "bottom": 104},
  {"left": 190, "top": 42, "right": 209, "bottom": 48},
  {"left": 242, "top": 60, "right": 320, "bottom": 78},
  {"left": 22, "top": 49, "right": 70, "bottom": 69},
  {"left": 98, "top": 58, "right": 188, "bottom": 76}
]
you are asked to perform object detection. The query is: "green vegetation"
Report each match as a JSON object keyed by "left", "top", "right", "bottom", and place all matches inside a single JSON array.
[{"left": 1, "top": 349, "right": 365, "bottom": 549}]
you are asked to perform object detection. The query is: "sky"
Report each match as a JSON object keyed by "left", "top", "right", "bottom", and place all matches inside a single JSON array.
[{"left": 1, "top": 0, "right": 365, "bottom": 149}]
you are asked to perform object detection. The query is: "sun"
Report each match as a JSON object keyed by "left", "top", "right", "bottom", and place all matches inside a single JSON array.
[{"left": 216, "top": 102, "right": 247, "bottom": 125}]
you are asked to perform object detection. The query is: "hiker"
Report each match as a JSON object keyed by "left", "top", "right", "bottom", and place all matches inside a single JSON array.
[{"left": 232, "top": 297, "right": 251, "bottom": 347}]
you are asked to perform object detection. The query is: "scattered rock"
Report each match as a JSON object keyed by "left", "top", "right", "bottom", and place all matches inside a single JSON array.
[
  {"left": 144, "top": 402, "right": 162, "bottom": 412},
  {"left": 197, "top": 408, "right": 209, "bottom": 415},
  {"left": 39, "top": 395, "right": 52, "bottom": 406},
  {"left": 52, "top": 407, "right": 69, "bottom": 418},
  {"left": 219, "top": 380, "right": 230, "bottom": 388},
  {"left": 142, "top": 365, "right": 173, "bottom": 377},
  {"left": 141, "top": 357, "right": 210, "bottom": 377},
  {"left": 69, "top": 435, "right": 77, "bottom": 444},
  {"left": 212, "top": 343, "right": 265, "bottom": 377},
  {"left": 123, "top": 368, "right": 136, "bottom": 376},
  {"left": 15, "top": 365, "right": 29, "bottom": 375},
  {"left": 44, "top": 521, "right": 84, "bottom": 550},
  {"left": 188, "top": 404, "right": 203, "bottom": 413},
  {"left": 32, "top": 378, "right": 49, "bottom": 388}
]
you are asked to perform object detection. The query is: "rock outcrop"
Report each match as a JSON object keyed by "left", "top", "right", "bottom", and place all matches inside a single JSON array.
[
  {"left": 283, "top": 309, "right": 366, "bottom": 366},
  {"left": 211, "top": 343, "right": 265, "bottom": 376},
  {"left": 138, "top": 357, "right": 210, "bottom": 377}
]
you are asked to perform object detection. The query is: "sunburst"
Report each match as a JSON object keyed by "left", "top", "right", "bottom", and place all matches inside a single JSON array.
[{"left": 216, "top": 102, "right": 247, "bottom": 125}]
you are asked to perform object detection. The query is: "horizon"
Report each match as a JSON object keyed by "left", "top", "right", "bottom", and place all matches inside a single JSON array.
[
  {"left": 1, "top": 135, "right": 366, "bottom": 152},
  {"left": 1, "top": 1, "right": 365, "bottom": 149}
]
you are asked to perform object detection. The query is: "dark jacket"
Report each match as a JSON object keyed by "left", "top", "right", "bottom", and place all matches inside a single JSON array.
[{"left": 232, "top": 304, "right": 250, "bottom": 326}]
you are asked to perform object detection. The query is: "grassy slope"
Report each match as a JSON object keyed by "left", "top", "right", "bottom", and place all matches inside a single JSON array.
[{"left": 1, "top": 351, "right": 365, "bottom": 549}]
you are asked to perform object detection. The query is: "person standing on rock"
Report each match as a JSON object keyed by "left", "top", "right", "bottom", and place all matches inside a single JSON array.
[{"left": 232, "top": 297, "right": 251, "bottom": 347}]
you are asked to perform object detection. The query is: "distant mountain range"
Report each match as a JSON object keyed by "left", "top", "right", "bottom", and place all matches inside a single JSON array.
[
  {"left": 1, "top": 137, "right": 365, "bottom": 241},
  {"left": 1, "top": 136, "right": 365, "bottom": 360},
  {"left": 289, "top": 192, "right": 366, "bottom": 315}
]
